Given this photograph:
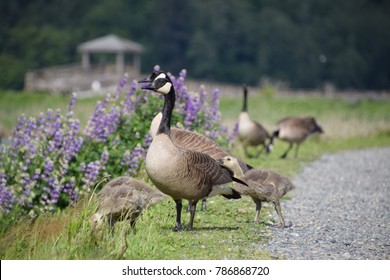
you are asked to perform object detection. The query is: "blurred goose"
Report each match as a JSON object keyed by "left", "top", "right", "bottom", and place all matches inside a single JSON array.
[
  {"left": 140, "top": 72, "right": 247, "bottom": 231},
  {"left": 141, "top": 71, "right": 252, "bottom": 211},
  {"left": 269, "top": 116, "right": 323, "bottom": 159},
  {"left": 218, "top": 156, "right": 295, "bottom": 227},
  {"left": 237, "top": 86, "right": 270, "bottom": 157},
  {"left": 90, "top": 176, "right": 167, "bottom": 230}
]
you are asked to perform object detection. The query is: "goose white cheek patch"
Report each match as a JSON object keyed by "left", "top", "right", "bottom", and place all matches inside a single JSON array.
[{"left": 159, "top": 82, "right": 172, "bottom": 94}]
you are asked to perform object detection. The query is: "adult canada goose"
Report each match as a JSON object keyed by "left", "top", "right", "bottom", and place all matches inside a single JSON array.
[
  {"left": 218, "top": 156, "right": 295, "bottom": 227},
  {"left": 237, "top": 86, "right": 270, "bottom": 157},
  {"left": 140, "top": 72, "right": 247, "bottom": 231},
  {"left": 269, "top": 116, "right": 323, "bottom": 159},
  {"left": 150, "top": 112, "right": 253, "bottom": 211},
  {"left": 90, "top": 176, "right": 167, "bottom": 230},
  {"left": 141, "top": 71, "right": 252, "bottom": 211}
]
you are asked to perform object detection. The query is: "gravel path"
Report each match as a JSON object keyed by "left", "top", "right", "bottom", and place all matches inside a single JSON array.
[{"left": 257, "top": 147, "right": 390, "bottom": 260}]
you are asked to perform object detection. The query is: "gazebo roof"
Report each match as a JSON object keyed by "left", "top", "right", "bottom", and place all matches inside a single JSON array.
[{"left": 77, "top": 34, "right": 144, "bottom": 54}]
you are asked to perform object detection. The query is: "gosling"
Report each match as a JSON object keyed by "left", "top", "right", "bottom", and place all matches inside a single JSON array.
[
  {"left": 218, "top": 156, "right": 295, "bottom": 227},
  {"left": 90, "top": 176, "right": 167, "bottom": 230}
]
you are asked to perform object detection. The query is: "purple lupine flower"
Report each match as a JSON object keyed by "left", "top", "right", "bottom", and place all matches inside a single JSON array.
[
  {"left": 100, "top": 150, "right": 109, "bottom": 172},
  {"left": 84, "top": 100, "right": 108, "bottom": 141},
  {"left": 63, "top": 177, "right": 77, "bottom": 203},
  {"left": 121, "top": 80, "right": 138, "bottom": 115},
  {"left": 126, "top": 144, "right": 145, "bottom": 176},
  {"left": 122, "top": 134, "right": 152, "bottom": 176},
  {"left": 210, "top": 88, "right": 221, "bottom": 119},
  {"left": 81, "top": 160, "right": 102, "bottom": 192},
  {"left": 184, "top": 93, "right": 202, "bottom": 129},
  {"left": 67, "top": 92, "right": 77, "bottom": 117},
  {"left": 228, "top": 122, "right": 239, "bottom": 144},
  {"left": 0, "top": 172, "right": 15, "bottom": 213},
  {"left": 84, "top": 95, "right": 121, "bottom": 142},
  {"left": 114, "top": 74, "right": 129, "bottom": 101}
]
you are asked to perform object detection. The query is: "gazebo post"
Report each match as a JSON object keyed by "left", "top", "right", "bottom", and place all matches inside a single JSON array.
[
  {"left": 116, "top": 52, "right": 125, "bottom": 74},
  {"left": 81, "top": 52, "right": 90, "bottom": 70}
]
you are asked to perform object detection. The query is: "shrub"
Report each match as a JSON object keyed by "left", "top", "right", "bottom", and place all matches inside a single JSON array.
[{"left": 0, "top": 67, "right": 231, "bottom": 216}]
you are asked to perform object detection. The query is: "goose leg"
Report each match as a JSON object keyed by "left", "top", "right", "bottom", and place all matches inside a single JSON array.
[
  {"left": 200, "top": 198, "right": 207, "bottom": 211},
  {"left": 173, "top": 199, "right": 183, "bottom": 232},
  {"left": 280, "top": 143, "right": 293, "bottom": 159},
  {"left": 294, "top": 143, "right": 300, "bottom": 159},
  {"left": 254, "top": 201, "right": 262, "bottom": 223},
  {"left": 107, "top": 215, "right": 118, "bottom": 234},
  {"left": 273, "top": 200, "right": 285, "bottom": 227},
  {"left": 255, "top": 146, "right": 263, "bottom": 158},
  {"left": 244, "top": 145, "right": 250, "bottom": 158},
  {"left": 188, "top": 200, "right": 198, "bottom": 231}
]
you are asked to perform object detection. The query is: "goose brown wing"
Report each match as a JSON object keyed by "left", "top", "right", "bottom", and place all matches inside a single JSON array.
[
  {"left": 171, "top": 128, "right": 229, "bottom": 159},
  {"left": 183, "top": 150, "right": 233, "bottom": 186},
  {"left": 172, "top": 128, "right": 252, "bottom": 173}
]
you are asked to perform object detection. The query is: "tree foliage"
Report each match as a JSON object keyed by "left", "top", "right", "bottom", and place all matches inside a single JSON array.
[{"left": 0, "top": 0, "right": 389, "bottom": 90}]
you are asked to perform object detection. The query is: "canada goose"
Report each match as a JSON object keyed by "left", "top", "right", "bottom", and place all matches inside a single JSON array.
[
  {"left": 141, "top": 71, "right": 253, "bottom": 211},
  {"left": 238, "top": 86, "right": 270, "bottom": 157},
  {"left": 269, "top": 116, "right": 323, "bottom": 159},
  {"left": 150, "top": 112, "right": 252, "bottom": 211},
  {"left": 90, "top": 176, "right": 167, "bottom": 230},
  {"left": 140, "top": 72, "right": 247, "bottom": 231},
  {"left": 218, "top": 156, "right": 295, "bottom": 227}
]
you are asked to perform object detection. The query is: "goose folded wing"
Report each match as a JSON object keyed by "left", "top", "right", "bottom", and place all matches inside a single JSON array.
[{"left": 184, "top": 150, "right": 234, "bottom": 186}]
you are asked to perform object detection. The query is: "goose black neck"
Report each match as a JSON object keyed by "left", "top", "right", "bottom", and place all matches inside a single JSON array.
[
  {"left": 242, "top": 87, "right": 248, "bottom": 112},
  {"left": 157, "top": 87, "right": 175, "bottom": 136}
]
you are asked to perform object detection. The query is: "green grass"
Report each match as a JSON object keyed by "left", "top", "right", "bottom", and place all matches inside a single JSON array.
[
  {"left": 0, "top": 88, "right": 389, "bottom": 260},
  {"left": 0, "top": 91, "right": 100, "bottom": 135}
]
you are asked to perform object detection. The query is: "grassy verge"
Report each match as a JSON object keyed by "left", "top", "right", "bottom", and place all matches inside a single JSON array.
[{"left": 0, "top": 88, "right": 389, "bottom": 260}]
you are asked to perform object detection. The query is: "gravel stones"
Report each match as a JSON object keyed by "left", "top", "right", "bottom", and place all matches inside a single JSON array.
[{"left": 256, "top": 147, "right": 390, "bottom": 260}]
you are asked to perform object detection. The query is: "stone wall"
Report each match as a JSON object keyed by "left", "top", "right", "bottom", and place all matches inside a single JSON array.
[{"left": 24, "top": 63, "right": 140, "bottom": 93}]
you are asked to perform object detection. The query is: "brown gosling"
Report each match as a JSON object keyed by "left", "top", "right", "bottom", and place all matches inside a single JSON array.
[
  {"left": 90, "top": 176, "right": 168, "bottom": 230},
  {"left": 238, "top": 86, "right": 271, "bottom": 157},
  {"left": 269, "top": 116, "right": 323, "bottom": 159},
  {"left": 218, "top": 156, "right": 295, "bottom": 227}
]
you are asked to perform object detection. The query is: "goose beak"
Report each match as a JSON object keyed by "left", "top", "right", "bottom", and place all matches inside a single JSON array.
[
  {"left": 141, "top": 83, "right": 155, "bottom": 91},
  {"left": 138, "top": 76, "right": 152, "bottom": 83},
  {"left": 317, "top": 126, "right": 324, "bottom": 134},
  {"left": 232, "top": 177, "right": 248, "bottom": 187}
]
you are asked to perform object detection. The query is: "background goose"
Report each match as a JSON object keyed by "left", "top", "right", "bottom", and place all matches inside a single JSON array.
[
  {"left": 269, "top": 116, "right": 323, "bottom": 159},
  {"left": 90, "top": 176, "right": 167, "bottom": 230},
  {"left": 237, "top": 86, "right": 270, "bottom": 157},
  {"left": 218, "top": 156, "right": 295, "bottom": 227},
  {"left": 141, "top": 71, "right": 252, "bottom": 211},
  {"left": 140, "top": 72, "right": 246, "bottom": 231}
]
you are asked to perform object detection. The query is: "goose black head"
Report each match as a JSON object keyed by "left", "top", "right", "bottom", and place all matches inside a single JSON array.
[
  {"left": 305, "top": 117, "right": 324, "bottom": 134},
  {"left": 138, "top": 70, "right": 164, "bottom": 83},
  {"left": 141, "top": 72, "right": 173, "bottom": 95}
]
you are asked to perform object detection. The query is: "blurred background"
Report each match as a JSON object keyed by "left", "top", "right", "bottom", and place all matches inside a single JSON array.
[{"left": 1, "top": 0, "right": 390, "bottom": 91}]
